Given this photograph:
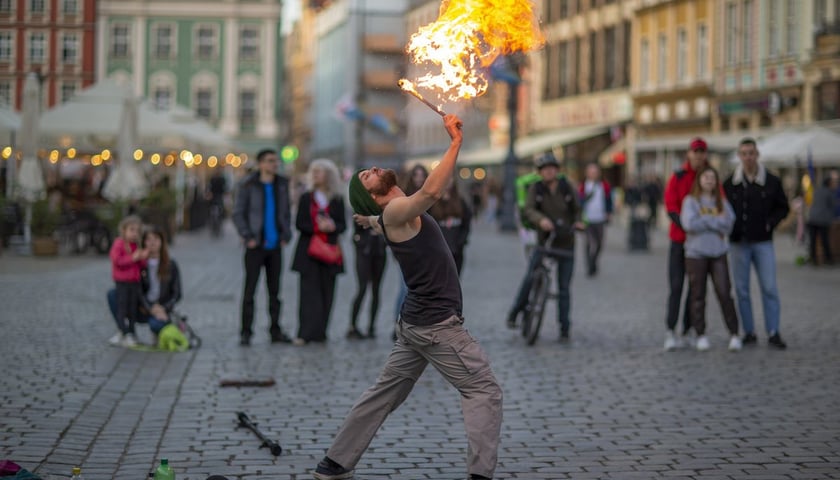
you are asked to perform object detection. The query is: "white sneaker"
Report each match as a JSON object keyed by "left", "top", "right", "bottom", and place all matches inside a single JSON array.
[
  {"left": 121, "top": 333, "right": 138, "bottom": 347},
  {"left": 696, "top": 335, "right": 711, "bottom": 351},
  {"left": 728, "top": 335, "right": 742, "bottom": 351},
  {"left": 664, "top": 331, "right": 678, "bottom": 351},
  {"left": 108, "top": 332, "right": 124, "bottom": 346}
]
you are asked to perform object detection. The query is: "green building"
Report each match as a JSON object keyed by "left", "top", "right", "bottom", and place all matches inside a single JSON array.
[{"left": 97, "top": 0, "right": 285, "bottom": 154}]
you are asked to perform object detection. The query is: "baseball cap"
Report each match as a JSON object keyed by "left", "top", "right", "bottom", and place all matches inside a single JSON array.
[{"left": 689, "top": 137, "right": 708, "bottom": 151}]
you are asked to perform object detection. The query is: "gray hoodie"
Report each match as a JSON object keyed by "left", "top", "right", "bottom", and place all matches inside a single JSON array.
[{"left": 680, "top": 195, "right": 735, "bottom": 259}]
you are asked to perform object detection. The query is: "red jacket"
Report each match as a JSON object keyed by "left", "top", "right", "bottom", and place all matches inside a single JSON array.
[
  {"left": 664, "top": 160, "right": 699, "bottom": 243},
  {"left": 110, "top": 237, "right": 145, "bottom": 282}
]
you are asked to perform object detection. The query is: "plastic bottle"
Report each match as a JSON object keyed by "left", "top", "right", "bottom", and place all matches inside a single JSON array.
[
  {"left": 153, "top": 458, "right": 175, "bottom": 480},
  {"left": 70, "top": 467, "right": 83, "bottom": 480}
]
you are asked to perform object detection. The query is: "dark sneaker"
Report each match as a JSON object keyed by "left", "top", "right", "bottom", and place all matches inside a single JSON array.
[
  {"left": 239, "top": 334, "right": 251, "bottom": 346},
  {"left": 559, "top": 330, "right": 570, "bottom": 342},
  {"left": 742, "top": 333, "right": 758, "bottom": 346},
  {"left": 313, "top": 457, "right": 353, "bottom": 480},
  {"left": 768, "top": 333, "right": 787, "bottom": 350},
  {"left": 366, "top": 328, "right": 376, "bottom": 339},
  {"left": 346, "top": 328, "right": 365, "bottom": 340},
  {"left": 468, "top": 475, "right": 492, "bottom": 480},
  {"left": 271, "top": 332, "right": 292, "bottom": 344}
]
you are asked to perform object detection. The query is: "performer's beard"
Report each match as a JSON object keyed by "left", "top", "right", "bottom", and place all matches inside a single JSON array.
[{"left": 370, "top": 169, "right": 398, "bottom": 196}]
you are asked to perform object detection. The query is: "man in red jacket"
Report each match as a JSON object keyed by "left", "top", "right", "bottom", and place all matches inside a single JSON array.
[{"left": 663, "top": 137, "right": 709, "bottom": 350}]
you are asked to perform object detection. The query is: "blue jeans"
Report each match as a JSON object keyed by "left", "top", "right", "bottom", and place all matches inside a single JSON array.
[
  {"left": 107, "top": 288, "right": 169, "bottom": 334},
  {"left": 729, "top": 241, "right": 781, "bottom": 335}
]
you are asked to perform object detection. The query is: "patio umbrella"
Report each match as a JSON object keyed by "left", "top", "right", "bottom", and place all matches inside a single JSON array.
[
  {"left": 16, "top": 72, "right": 45, "bottom": 202},
  {"left": 102, "top": 89, "right": 148, "bottom": 202}
]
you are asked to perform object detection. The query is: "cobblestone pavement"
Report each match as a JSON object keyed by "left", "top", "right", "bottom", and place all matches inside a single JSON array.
[{"left": 1, "top": 219, "right": 838, "bottom": 480}]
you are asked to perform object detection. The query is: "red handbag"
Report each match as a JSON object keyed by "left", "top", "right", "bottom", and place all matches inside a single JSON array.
[{"left": 307, "top": 234, "right": 342, "bottom": 264}]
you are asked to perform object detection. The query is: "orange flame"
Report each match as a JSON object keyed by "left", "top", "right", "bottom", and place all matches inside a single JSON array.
[{"left": 402, "top": 0, "right": 544, "bottom": 103}]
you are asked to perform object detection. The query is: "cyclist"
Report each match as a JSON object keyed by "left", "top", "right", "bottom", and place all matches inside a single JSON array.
[
  {"left": 506, "top": 152, "right": 582, "bottom": 341},
  {"left": 207, "top": 170, "right": 228, "bottom": 234}
]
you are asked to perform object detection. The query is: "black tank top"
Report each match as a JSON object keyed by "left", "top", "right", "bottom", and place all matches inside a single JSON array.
[{"left": 379, "top": 213, "right": 462, "bottom": 326}]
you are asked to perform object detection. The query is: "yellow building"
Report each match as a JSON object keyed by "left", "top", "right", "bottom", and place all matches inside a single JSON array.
[{"left": 631, "top": 0, "right": 739, "bottom": 177}]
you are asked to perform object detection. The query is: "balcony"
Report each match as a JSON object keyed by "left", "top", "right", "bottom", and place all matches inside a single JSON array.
[
  {"left": 362, "top": 70, "right": 400, "bottom": 90},
  {"left": 813, "top": 23, "right": 840, "bottom": 59},
  {"left": 363, "top": 34, "right": 403, "bottom": 54}
]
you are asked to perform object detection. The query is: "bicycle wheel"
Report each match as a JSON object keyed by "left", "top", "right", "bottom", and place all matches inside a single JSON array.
[{"left": 522, "top": 268, "right": 549, "bottom": 345}]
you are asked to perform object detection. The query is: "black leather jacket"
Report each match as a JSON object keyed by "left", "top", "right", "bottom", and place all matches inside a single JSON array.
[{"left": 139, "top": 259, "right": 182, "bottom": 312}]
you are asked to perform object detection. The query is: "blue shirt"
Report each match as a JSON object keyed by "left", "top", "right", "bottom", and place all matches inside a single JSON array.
[{"left": 263, "top": 182, "right": 279, "bottom": 249}]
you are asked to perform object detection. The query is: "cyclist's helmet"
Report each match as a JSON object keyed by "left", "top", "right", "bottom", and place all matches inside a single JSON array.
[{"left": 534, "top": 151, "right": 560, "bottom": 170}]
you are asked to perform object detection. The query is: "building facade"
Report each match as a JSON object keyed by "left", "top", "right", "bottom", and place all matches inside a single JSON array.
[
  {"left": 801, "top": 0, "right": 840, "bottom": 123},
  {"left": 531, "top": 0, "right": 635, "bottom": 182},
  {"left": 310, "top": 0, "right": 407, "bottom": 171},
  {"left": 0, "top": 0, "right": 96, "bottom": 109},
  {"left": 96, "top": 0, "right": 284, "bottom": 153},
  {"left": 631, "top": 0, "right": 727, "bottom": 177}
]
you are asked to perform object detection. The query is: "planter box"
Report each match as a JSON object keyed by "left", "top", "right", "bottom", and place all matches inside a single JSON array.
[{"left": 32, "top": 237, "right": 59, "bottom": 256}]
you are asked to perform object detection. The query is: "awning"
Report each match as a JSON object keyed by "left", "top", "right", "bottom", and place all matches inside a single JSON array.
[
  {"left": 409, "top": 124, "right": 608, "bottom": 168},
  {"left": 726, "top": 126, "right": 840, "bottom": 167},
  {"left": 635, "top": 132, "right": 744, "bottom": 154}
]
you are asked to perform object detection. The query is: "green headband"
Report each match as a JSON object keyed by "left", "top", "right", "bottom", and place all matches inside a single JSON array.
[{"left": 348, "top": 169, "right": 383, "bottom": 216}]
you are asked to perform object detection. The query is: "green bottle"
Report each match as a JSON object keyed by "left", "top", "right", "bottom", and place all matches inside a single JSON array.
[{"left": 153, "top": 458, "right": 175, "bottom": 480}]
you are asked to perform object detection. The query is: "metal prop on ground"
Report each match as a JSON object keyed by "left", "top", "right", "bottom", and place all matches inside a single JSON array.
[{"left": 235, "top": 411, "right": 283, "bottom": 456}]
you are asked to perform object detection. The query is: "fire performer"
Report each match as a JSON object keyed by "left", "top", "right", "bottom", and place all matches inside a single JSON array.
[{"left": 312, "top": 114, "right": 502, "bottom": 480}]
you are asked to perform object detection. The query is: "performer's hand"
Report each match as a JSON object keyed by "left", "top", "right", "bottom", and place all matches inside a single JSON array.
[
  {"left": 246, "top": 239, "right": 258, "bottom": 248},
  {"left": 539, "top": 218, "right": 554, "bottom": 232},
  {"left": 443, "top": 114, "right": 463, "bottom": 141}
]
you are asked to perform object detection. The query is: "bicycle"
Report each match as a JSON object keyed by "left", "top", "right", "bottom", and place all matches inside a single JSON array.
[{"left": 520, "top": 221, "right": 578, "bottom": 346}]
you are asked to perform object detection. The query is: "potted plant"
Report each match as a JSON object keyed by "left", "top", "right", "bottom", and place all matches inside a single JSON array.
[{"left": 30, "top": 198, "right": 60, "bottom": 256}]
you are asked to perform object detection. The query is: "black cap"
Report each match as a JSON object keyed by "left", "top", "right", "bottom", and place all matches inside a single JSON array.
[{"left": 535, "top": 152, "right": 560, "bottom": 169}]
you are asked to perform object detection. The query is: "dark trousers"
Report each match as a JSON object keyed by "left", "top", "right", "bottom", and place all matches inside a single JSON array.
[
  {"left": 685, "top": 256, "right": 739, "bottom": 336},
  {"left": 509, "top": 249, "right": 575, "bottom": 333},
  {"left": 241, "top": 247, "right": 284, "bottom": 338},
  {"left": 666, "top": 241, "right": 692, "bottom": 333},
  {"left": 114, "top": 281, "right": 141, "bottom": 335},
  {"left": 584, "top": 222, "right": 605, "bottom": 274},
  {"left": 297, "top": 263, "right": 338, "bottom": 342},
  {"left": 351, "top": 251, "right": 387, "bottom": 333},
  {"left": 808, "top": 224, "right": 833, "bottom": 264}
]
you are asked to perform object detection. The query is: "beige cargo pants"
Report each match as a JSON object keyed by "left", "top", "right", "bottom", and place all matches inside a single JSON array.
[{"left": 326, "top": 315, "right": 503, "bottom": 478}]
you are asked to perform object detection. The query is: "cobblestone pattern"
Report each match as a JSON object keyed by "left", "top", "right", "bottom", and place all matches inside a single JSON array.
[{"left": 1, "top": 221, "right": 838, "bottom": 479}]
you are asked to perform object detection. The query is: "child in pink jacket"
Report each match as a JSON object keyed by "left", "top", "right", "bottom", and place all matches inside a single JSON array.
[{"left": 108, "top": 215, "right": 148, "bottom": 347}]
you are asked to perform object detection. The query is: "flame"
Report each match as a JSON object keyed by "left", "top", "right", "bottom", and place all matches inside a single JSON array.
[{"left": 403, "top": 0, "right": 544, "bottom": 103}]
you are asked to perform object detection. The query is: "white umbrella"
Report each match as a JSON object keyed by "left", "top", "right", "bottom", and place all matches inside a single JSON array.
[
  {"left": 728, "top": 126, "right": 840, "bottom": 167},
  {"left": 102, "top": 88, "right": 148, "bottom": 201},
  {"left": 16, "top": 72, "right": 45, "bottom": 202}
]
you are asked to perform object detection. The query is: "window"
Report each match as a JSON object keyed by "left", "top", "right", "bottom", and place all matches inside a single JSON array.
[
  {"left": 62, "top": 34, "right": 78, "bottom": 63},
  {"left": 742, "top": 0, "right": 752, "bottom": 62},
  {"left": 111, "top": 24, "right": 130, "bottom": 58},
  {"left": 195, "top": 88, "right": 213, "bottom": 119},
  {"left": 0, "top": 31, "right": 12, "bottom": 61},
  {"left": 768, "top": 0, "right": 780, "bottom": 56},
  {"left": 604, "top": 27, "right": 616, "bottom": 88},
  {"left": 697, "top": 24, "right": 708, "bottom": 79},
  {"left": 195, "top": 25, "right": 217, "bottom": 60},
  {"left": 30, "top": 0, "right": 44, "bottom": 13},
  {"left": 153, "top": 87, "right": 171, "bottom": 110},
  {"left": 29, "top": 32, "right": 45, "bottom": 63},
  {"left": 725, "top": 2, "right": 737, "bottom": 64},
  {"left": 62, "top": 0, "right": 77, "bottom": 14},
  {"left": 0, "top": 81, "right": 10, "bottom": 106},
  {"left": 60, "top": 82, "right": 76, "bottom": 102},
  {"left": 657, "top": 33, "right": 667, "bottom": 86},
  {"left": 542, "top": 42, "right": 559, "bottom": 100},
  {"left": 815, "top": 0, "right": 829, "bottom": 26},
  {"left": 239, "top": 90, "right": 256, "bottom": 129},
  {"left": 785, "top": 0, "right": 797, "bottom": 54},
  {"left": 153, "top": 24, "right": 173, "bottom": 59},
  {"left": 588, "top": 31, "right": 597, "bottom": 91},
  {"left": 676, "top": 28, "right": 687, "bottom": 82},
  {"left": 240, "top": 26, "right": 259, "bottom": 61},
  {"left": 0, "top": 0, "right": 12, "bottom": 13},
  {"left": 559, "top": 42, "right": 570, "bottom": 97},
  {"left": 640, "top": 38, "right": 649, "bottom": 88},
  {"left": 622, "top": 21, "right": 631, "bottom": 87},
  {"left": 572, "top": 37, "right": 581, "bottom": 95}
]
